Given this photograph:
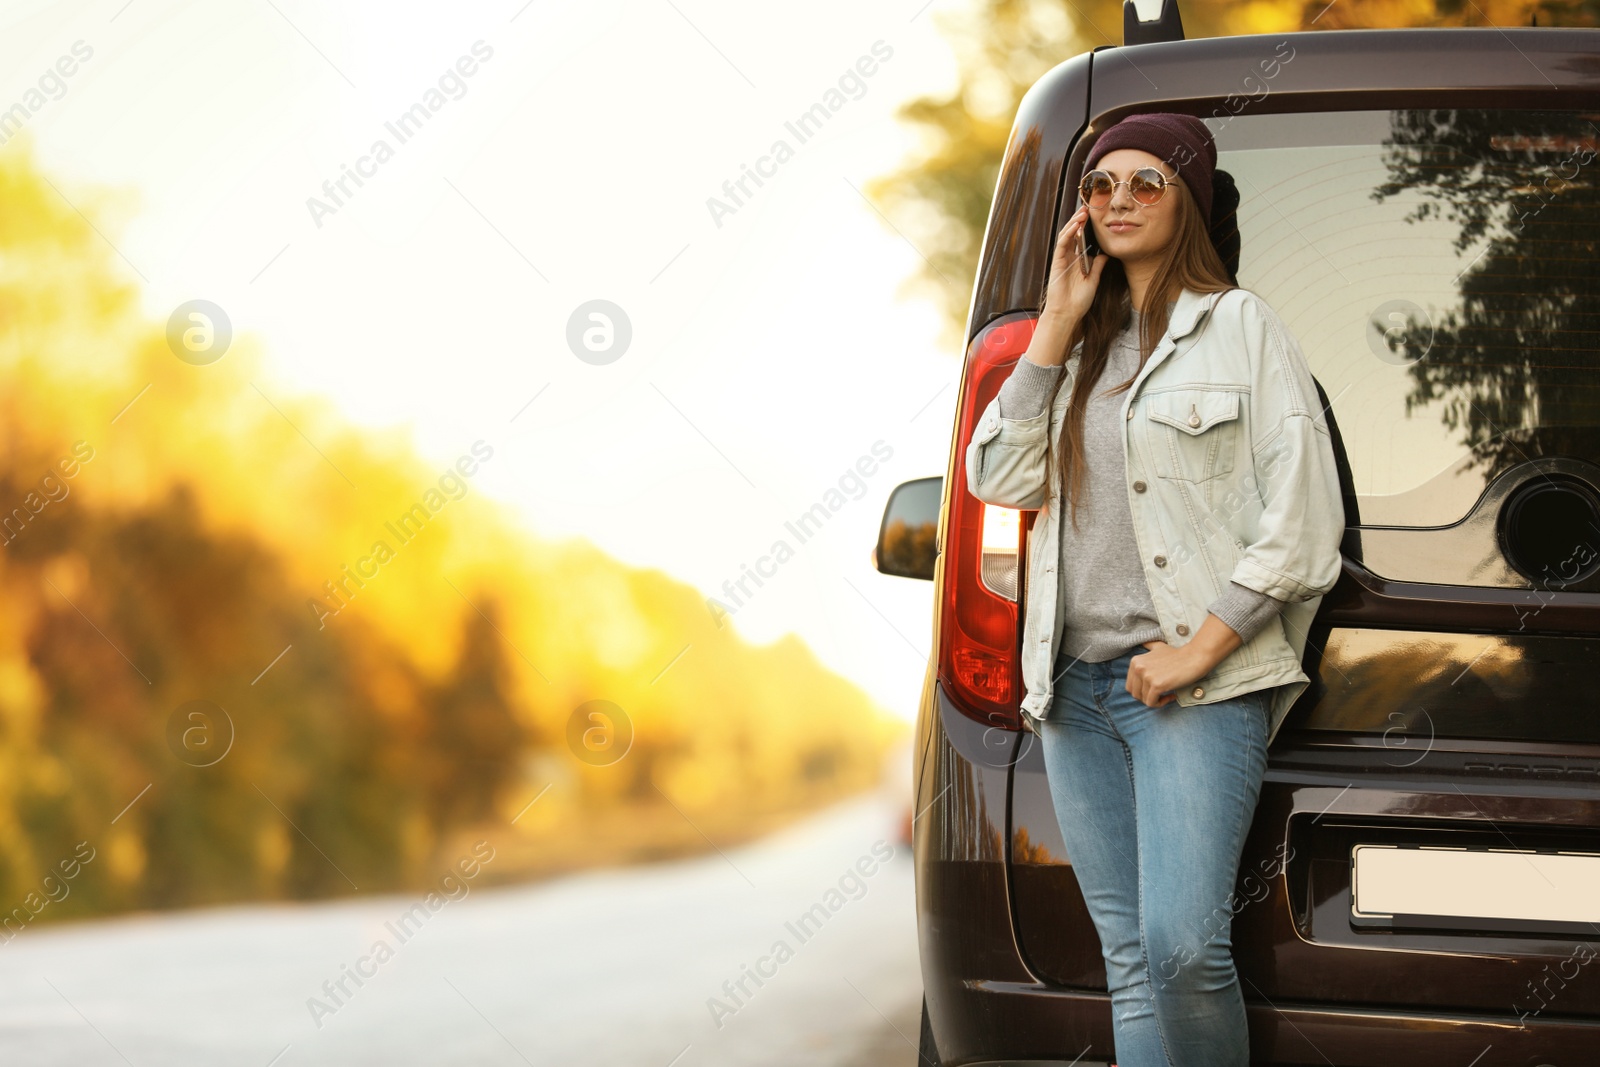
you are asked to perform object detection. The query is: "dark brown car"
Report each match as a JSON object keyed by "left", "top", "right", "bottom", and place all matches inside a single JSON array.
[{"left": 872, "top": 2, "right": 1600, "bottom": 1063}]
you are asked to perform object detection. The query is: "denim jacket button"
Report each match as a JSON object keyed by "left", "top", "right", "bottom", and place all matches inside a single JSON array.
[
  {"left": 1133, "top": 480, "right": 1147, "bottom": 492},
  {"left": 1191, "top": 685, "right": 1205, "bottom": 698},
  {"left": 1125, "top": 407, "right": 1134, "bottom": 420},
  {"left": 1176, "top": 623, "right": 1190, "bottom": 636},
  {"left": 1153, "top": 554, "right": 1167, "bottom": 567}
]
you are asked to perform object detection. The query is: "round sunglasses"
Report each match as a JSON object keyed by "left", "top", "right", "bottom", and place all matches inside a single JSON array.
[{"left": 1078, "top": 166, "right": 1176, "bottom": 208}]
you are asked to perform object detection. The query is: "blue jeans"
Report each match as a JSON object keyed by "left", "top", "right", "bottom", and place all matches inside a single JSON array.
[{"left": 1037, "top": 647, "right": 1272, "bottom": 1067}]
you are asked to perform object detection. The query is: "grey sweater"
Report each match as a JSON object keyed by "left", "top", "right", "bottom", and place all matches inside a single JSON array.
[{"left": 996, "top": 304, "right": 1284, "bottom": 663}]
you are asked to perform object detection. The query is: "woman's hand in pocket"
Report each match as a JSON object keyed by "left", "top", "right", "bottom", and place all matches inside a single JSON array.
[
  {"left": 1127, "top": 616, "right": 1245, "bottom": 707},
  {"left": 1125, "top": 640, "right": 1208, "bottom": 707}
]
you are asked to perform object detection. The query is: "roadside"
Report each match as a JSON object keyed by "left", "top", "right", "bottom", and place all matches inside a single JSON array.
[{"left": 839, "top": 992, "right": 923, "bottom": 1066}]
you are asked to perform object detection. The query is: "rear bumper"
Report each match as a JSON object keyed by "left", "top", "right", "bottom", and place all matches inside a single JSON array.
[{"left": 957, "top": 979, "right": 1600, "bottom": 1065}]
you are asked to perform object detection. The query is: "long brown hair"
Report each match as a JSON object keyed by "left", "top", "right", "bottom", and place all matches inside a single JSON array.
[{"left": 1047, "top": 175, "right": 1236, "bottom": 533}]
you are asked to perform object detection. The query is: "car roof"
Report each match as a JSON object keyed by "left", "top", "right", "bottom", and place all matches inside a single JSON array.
[{"left": 968, "top": 25, "right": 1600, "bottom": 342}]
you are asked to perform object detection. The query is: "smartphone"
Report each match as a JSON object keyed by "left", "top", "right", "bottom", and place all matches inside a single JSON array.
[{"left": 1071, "top": 192, "right": 1094, "bottom": 275}]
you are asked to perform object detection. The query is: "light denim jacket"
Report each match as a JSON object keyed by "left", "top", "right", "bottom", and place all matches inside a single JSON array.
[{"left": 963, "top": 285, "right": 1345, "bottom": 748}]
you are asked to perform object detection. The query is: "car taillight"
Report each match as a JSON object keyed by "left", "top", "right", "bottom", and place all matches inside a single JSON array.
[
  {"left": 939, "top": 312, "right": 1041, "bottom": 732},
  {"left": 980, "top": 505, "right": 1022, "bottom": 600}
]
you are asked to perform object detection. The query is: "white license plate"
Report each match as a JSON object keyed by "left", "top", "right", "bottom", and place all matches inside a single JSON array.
[{"left": 1352, "top": 844, "right": 1600, "bottom": 925}]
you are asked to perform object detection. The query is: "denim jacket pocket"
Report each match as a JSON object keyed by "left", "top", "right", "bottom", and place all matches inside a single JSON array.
[{"left": 1145, "top": 388, "right": 1243, "bottom": 484}]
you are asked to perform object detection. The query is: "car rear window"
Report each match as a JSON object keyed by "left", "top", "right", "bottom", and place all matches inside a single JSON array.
[{"left": 1213, "top": 106, "right": 1600, "bottom": 529}]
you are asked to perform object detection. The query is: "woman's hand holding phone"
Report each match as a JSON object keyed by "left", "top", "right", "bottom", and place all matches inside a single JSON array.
[
  {"left": 1022, "top": 202, "right": 1106, "bottom": 369},
  {"left": 1044, "top": 203, "right": 1107, "bottom": 329}
]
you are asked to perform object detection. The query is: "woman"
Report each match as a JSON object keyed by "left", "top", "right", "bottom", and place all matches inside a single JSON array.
[{"left": 964, "top": 113, "right": 1345, "bottom": 1065}]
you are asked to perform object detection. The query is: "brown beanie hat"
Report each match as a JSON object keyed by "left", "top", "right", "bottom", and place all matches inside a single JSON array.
[
  {"left": 1083, "top": 111, "right": 1241, "bottom": 283},
  {"left": 1085, "top": 111, "right": 1216, "bottom": 219}
]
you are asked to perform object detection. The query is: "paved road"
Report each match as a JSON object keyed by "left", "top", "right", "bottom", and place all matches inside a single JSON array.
[{"left": 0, "top": 788, "right": 923, "bottom": 1066}]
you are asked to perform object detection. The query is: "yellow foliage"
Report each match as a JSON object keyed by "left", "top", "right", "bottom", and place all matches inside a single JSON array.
[
  {"left": 105, "top": 831, "right": 146, "bottom": 886},
  {"left": 0, "top": 135, "right": 906, "bottom": 920}
]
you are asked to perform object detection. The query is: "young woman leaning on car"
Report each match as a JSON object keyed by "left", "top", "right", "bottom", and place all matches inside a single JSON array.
[{"left": 963, "top": 111, "right": 1345, "bottom": 1067}]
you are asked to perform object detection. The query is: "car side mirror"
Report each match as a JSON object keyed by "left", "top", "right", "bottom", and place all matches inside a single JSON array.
[{"left": 873, "top": 476, "right": 942, "bottom": 581}]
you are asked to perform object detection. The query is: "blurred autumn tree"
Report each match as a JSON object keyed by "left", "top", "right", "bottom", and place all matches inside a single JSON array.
[
  {"left": 0, "top": 139, "right": 904, "bottom": 926},
  {"left": 865, "top": 0, "right": 1599, "bottom": 348}
]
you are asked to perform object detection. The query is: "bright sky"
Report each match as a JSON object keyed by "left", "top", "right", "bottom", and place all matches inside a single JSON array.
[{"left": 2, "top": 0, "right": 995, "bottom": 722}]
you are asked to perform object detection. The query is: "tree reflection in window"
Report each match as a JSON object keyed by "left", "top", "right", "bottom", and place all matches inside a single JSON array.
[
  {"left": 881, "top": 514, "right": 939, "bottom": 579},
  {"left": 1373, "top": 108, "right": 1600, "bottom": 487}
]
